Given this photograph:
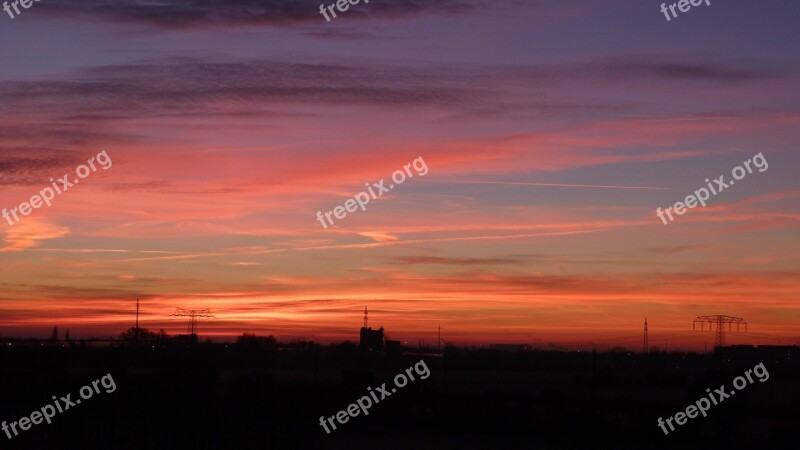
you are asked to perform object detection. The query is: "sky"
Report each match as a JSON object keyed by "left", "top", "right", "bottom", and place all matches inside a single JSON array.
[{"left": 0, "top": 0, "right": 799, "bottom": 350}]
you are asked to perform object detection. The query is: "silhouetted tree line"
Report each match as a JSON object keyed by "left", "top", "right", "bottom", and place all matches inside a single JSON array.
[
  {"left": 236, "top": 332, "right": 278, "bottom": 348},
  {"left": 119, "top": 327, "right": 169, "bottom": 344}
]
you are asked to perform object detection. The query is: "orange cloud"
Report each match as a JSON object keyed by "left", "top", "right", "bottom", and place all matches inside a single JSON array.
[{"left": 1, "top": 219, "right": 70, "bottom": 252}]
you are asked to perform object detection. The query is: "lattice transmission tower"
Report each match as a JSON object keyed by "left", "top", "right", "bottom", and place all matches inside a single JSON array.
[
  {"left": 171, "top": 308, "right": 215, "bottom": 336},
  {"left": 693, "top": 315, "right": 747, "bottom": 348}
]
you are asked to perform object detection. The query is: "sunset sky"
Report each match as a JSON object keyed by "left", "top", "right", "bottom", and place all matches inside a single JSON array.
[{"left": 1, "top": 0, "right": 798, "bottom": 349}]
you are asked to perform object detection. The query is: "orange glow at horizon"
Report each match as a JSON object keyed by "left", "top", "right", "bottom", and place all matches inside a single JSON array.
[{"left": 1, "top": 15, "right": 799, "bottom": 350}]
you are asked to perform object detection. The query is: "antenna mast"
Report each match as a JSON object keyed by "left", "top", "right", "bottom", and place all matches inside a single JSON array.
[{"left": 135, "top": 298, "right": 140, "bottom": 343}]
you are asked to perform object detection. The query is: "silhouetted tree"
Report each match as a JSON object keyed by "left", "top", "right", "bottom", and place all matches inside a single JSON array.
[
  {"left": 50, "top": 326, "right": 59, "bottom": 341},
  {"left": 236, "top": 332, "right": 277, "bottom": 348},
  {"left": 119, "top": 327, "right": 165, "bottom": 344}
]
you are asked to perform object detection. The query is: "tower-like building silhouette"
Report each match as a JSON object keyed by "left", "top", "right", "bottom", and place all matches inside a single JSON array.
[{"left": 359, "top": 307, "right": 384, "bottom": 352}]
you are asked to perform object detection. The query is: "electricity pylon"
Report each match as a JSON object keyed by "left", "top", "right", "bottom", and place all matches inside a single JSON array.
[
  {"left": 171, "top": 308, "right": 214, "bottom": 336},
  {"left": 693, "top": 315, "right": 747, "bottom": 348}
]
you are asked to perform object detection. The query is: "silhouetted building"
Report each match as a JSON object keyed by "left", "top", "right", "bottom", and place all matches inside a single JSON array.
[
  {"left": 359, "top": 306, "right": 384, "bottom": 351},
  {"left": 385, "top": 339, "right": 401, "bottom": 356},
  {"left": 360, "top": 326, "right": 384, "bottom": 351},
  {"left": 715, "top": 344, "right": 799, "bottom": 363}
]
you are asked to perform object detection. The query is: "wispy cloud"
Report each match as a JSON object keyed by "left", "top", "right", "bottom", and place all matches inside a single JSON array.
[
  {"left": 1, "top": 220, "right": 70, "bottom": 252},
  {"left": 438, "top": 180, "right": 670, "bottom": 190},
  {"left": 392, "top": 255, "right": 521, "bottom": 266},
  {"left": 0, "top": 57, "right": 787, "bottom": 130},
  {"left": 42, "top": 0, "right": 488, "bottom": 27}
]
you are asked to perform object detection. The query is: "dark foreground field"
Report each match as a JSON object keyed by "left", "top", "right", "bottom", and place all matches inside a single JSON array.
[{"left": 0, "top": 343, "right": 797, "bottom": 450}]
